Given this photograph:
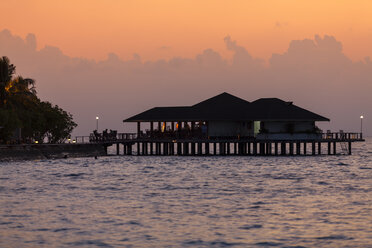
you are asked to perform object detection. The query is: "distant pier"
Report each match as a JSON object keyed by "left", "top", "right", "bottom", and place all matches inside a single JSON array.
[
  {"left": 75, "top": 93, "right": 365, "bottom": 157},
  {"left": 75, "top": 132, "right": 364, "bottom": 156}
]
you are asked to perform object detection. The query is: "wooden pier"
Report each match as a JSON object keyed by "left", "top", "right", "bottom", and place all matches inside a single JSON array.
[
  {"left": 74, "top": 132, "right": 364, "bottom": 156},
  {"left": 72, "top": 94, "right": 366, "bottom": 157}
]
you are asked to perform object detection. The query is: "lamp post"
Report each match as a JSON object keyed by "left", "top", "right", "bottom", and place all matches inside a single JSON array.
[
  {"left": 96, "top": 116, "right": 99, "bottom": 131},
  {"left": 360, "top": 115, "right": 363, "bottom": 135}
]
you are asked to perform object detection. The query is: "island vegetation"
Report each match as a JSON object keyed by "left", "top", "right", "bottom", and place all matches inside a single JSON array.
[{"left": 0, "top": 56, "right": 77, "bottom": 144}]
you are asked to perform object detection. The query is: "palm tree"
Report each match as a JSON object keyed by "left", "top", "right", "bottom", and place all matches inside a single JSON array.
[
  {"left": 0, "top": 56, "right": 76, "bottom": 144},
  {"left": 0, "top": 56, "right": 36, "bottom": 107},
  {"left": 0, "top": 56, "right": 16, "bottom": 107},
  {"left": 6, "top": 76, "right": 36, "bottom": 97}
]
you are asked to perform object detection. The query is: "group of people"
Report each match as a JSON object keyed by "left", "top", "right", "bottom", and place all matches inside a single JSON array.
[
  {"left": 142, "top": 122, "right": 208, "bottom": 139},
  {"left": 90, "top": 129, "right": 117, "bottom": 142}
]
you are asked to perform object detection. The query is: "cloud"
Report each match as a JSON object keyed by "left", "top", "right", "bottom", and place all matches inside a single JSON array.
[
  {"left": 25, "top": 33, "right": 37, "bottom": 50},
  {"left": 0, "top": 29, "right": 371, "bottom": 136},
  {"left": 224, "top": 35, "right": 264, "bottom": 70}
]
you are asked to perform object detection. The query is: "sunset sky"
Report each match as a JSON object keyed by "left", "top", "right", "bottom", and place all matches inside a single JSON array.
[
  {"left": 1, "top": 0, "right": 371, "bottom": 136},
  {"left": 2, "top": 0, "right": 372, "bottom": 62}
]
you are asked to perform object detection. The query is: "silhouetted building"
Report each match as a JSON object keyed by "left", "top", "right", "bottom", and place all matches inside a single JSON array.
[{"left": 124, "top": 92, "right": 329, "bottom": 140}]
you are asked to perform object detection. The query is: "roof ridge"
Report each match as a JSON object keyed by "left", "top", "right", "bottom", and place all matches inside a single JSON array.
[{"left": 192, "top": 92, "right": 250, "bottom": 108}]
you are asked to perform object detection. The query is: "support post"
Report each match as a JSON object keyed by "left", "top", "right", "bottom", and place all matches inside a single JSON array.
[
  {"left": 128, "top": 144, "right": 132, "bottom": 155},
  {"left": 312, "top": 142, "right": 315, "bottom": 155},
  {"left": 296, "top": 142, "right": 300, "bottom": 155},
  {"left": 333, "top": 141, "right": 336, "bottom": 155},
  {"left": 348, "top": 142, "right": 352, "bottom": 155},
  {"left": 268, "top": 142, "right": 272, "bottom": 155},
  {"left": 177, "top": 121, "right": 181, "bottom": 137},
  {"left": 289, "top": 142, "right": 294, "bottom": 155},
  {"left": 281, "top": 142, "right": 286, "bottom": 155},
  {"left": 328, "top": 142, "right": 331, "bottom": 155},
  {"left": 183, "top": 142, "right": 188, "bottom": 155},
  {"left": 275, "top": 142, "right": 278, "bottom": 155},
  {"left": 164, "top": 142, "right": 168, "bottom": 155},
  {"left": 170, "top": 142, "right": 174, "bottom": 155},
  {"left": 205, "top": 143, "right": 210, "bottom": 155},
  {"left": 177, "top": 142, "right": 182, "bottom": 155},
  {"left": 191, "top": 142, "right": 196, "bottom": 155},
  {"left": 155, "top": 142, "right": 159, "bottom": 155},
  {"left": 142, "top": 142, "right": 146, "bottom": 155},
  {"left": 259, "top": 143, "right": 264, "bottom": 155},
  {"left": 318, "top": 142, "right": 321, "bottom": 155}
]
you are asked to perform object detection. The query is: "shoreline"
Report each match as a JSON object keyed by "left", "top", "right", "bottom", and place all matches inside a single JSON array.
[{"left": 0, "top": 143, "right": 106, "bottom": 162}]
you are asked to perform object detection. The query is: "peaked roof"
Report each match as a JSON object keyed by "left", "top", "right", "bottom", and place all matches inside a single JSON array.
[
  {"left": 248, "top": 98, "right": 329, "bottom": 121},
  {"left": 192, "top": 92, "right": 250, "bottom": 109},
  {"left": 124, "top": 93, "right": 329, "bottom": 122},
  {"left": 125, "top": 107, "right": 192, "bottom": 122}
]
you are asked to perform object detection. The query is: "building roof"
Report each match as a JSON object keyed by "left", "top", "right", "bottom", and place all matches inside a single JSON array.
[
  {"left": 124, "top": 106, "right": 193, "bottom": 122},
  {"left": 248, "top": 98, "right": 329, "bottom": 121},
  {"left": 124, "top": 92, "right": 329, "bottom": 122}
]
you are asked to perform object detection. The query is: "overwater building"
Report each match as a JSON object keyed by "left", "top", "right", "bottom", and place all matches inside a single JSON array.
[
  {"left": 84, "top": 92, "right": 363, "bottom": 156},
  {"left": 124, "top": 92, "right": 329, "bottom": 140}
]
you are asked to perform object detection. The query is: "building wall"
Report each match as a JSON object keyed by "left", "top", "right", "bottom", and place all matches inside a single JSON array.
[
  {"left": 263, "top": 121, "right": 315, "bottom": 133},
  {"left": 208, "top": 121, "right": 253, "bottom": 137},
  {"left": 207, "top": 121, "right": 317, "bottom": 137}
]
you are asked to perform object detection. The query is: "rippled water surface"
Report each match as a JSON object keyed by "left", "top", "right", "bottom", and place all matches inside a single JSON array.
[{"left": 1, "top": 139, "right": 371, "bottom": 247}]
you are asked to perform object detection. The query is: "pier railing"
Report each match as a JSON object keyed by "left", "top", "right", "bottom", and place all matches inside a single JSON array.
[
  {"left": 73, "top": 131, "right": 363, "bottom": 144},
  {"left": 321, "top": 132, "right": 362, "bottom": 140},
  {"left": 74, "top": 133, "right": 137, "bottom": 144}
]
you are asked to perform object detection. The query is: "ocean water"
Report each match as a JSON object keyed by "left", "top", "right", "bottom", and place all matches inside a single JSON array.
[{"left": 0, "top": 139, "right": 371, "bottom": 248}]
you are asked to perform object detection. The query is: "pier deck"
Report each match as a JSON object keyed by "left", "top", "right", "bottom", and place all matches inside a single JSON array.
[{"left": 74, "top": 132, "right": 364, "bottom": 156}]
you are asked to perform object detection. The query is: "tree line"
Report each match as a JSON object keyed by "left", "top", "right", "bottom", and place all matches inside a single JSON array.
[{"left": 0, "top": 56, "right": 77, "bottom": 144}]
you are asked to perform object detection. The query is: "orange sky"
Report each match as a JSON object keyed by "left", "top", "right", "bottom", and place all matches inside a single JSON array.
[{"left": 1, "top": 0, "right": 372, "bottom": 61}]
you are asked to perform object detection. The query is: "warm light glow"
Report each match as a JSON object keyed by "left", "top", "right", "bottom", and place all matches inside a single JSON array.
[
  {"left": 2, "top": 0, "right": 372, "bottom": 61},
  {"left": 360, "top": 115, "right": 364, "bottom": 119},
  {"left": 96, "top": 116, "right": 99, "bottom": 120},
  {"left": 35, "top": 141, "right": 38, "bottom": 144},
  {"left": 72, "top": 140, "right": 76, "bottom": 143}
]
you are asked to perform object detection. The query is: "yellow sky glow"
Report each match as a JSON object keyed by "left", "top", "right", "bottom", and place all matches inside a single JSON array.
[{"left": 1, "top": 0, "right": 372, "bottom": 61}]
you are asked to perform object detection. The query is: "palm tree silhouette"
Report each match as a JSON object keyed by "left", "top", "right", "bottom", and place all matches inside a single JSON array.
[{"left": 0, "top": 56, "right": 36, "bottom": 107}]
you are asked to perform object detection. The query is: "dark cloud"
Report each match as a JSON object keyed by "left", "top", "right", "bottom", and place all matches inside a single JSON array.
[{"left": 0, "top": 29, "right": 371, "bottom": 136}]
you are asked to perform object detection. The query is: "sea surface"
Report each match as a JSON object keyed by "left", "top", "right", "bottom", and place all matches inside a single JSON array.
[{"left": 0, "top": 139, "right": 371, "bottom": 248}]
